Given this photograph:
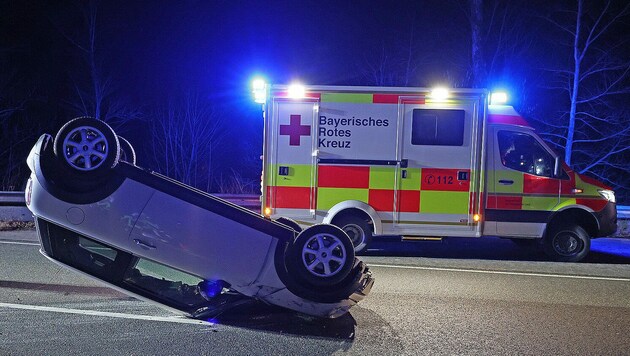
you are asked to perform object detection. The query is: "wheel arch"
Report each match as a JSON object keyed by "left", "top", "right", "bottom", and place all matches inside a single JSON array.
[
  {"left": 545, "top": 206, "right": 599, "bottom": 239},
  {"left": 323, "top": 200, "right": 382, "bottom": 235}
]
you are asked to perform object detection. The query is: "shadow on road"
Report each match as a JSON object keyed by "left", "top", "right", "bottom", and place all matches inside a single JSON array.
[
  {"left": 363, "top": 236, "right": 630, "bottom": 264},
  {"left": 203, "top": 300, "right": 358, "bottom": 341}
]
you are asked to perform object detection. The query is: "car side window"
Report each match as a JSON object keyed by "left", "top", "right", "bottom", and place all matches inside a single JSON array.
[{"left": 497, "top": 131, "right": 554, "bottom": 178}]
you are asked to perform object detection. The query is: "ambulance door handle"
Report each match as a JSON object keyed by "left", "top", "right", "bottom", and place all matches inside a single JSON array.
[
  {"left": 499, "top": 179, "right": 514, "bottom": 185},
  {"left": 401, "top": 170, "right": 408, "bottom": 179}
]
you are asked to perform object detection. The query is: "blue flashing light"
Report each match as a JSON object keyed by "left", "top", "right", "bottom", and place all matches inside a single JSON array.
[
  {"left": 199, "top": 280, "right": 226, "bottom": 300},
  {"left": 490, "top": 92, "right": 508, "bottom": 105},
  {"left": 252, "top": 78, "right": 267, "bottom": 104}
]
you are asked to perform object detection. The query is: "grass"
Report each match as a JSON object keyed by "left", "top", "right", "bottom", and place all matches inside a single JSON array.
[{"left": 0, "top": 221, "right": 35, "bottom": 231}]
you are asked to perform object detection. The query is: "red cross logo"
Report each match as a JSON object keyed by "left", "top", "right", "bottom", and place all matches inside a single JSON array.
[{"left": 280, "top": 114, "right": 311, "bottom": 146}]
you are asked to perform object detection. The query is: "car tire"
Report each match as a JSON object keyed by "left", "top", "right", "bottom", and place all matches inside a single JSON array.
[
  {"left": 117, "top": 136, "right": 136, "bottom": 165},
  {"left": 286, "top": 224, "right": 355, "bottom": 287},
  {"left": 543, "top": 224, "right": 590, "bottom": 262},
  {"left": 54, "top": 117, "right": 120, "bottom": 177},
  {"left": 334, "top": 215, "right": 372, "bottom": 255}
]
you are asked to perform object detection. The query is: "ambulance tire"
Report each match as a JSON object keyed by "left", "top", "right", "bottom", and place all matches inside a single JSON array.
[
  {"left": 117, "top": 136, "right": 136, "bottom": 165},
  {"left": 53, "top": 117, "right": 120, "bottom": 180},
  {"left": 286, "top": 224, "right": 355, "bottom": 287},
  {"left": 543, "top": 224, "right": 590, "bottom": 262},
  {"left": 334, "top": 216, "right": 372, "bottom": 255}
]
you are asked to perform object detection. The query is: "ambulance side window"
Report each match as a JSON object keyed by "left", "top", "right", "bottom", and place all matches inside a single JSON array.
[
  {"left": 498, "top": 131, "right": 554, "bottom": 177},
  {"left": 411, "top": 109, "right": 465, "bottom": 146}
]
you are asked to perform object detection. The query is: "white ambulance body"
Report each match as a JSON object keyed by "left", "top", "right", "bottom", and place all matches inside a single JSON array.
[{"left": 260, "top": 84, "right": 617, "bottom": 262}]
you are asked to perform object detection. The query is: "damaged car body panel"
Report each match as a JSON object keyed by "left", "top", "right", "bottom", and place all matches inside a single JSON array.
[{"left": 26, "top": 119, "right": 373, "bottom": 319}]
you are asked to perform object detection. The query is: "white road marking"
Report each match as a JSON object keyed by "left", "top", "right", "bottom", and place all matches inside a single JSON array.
[
  {"left": 0, "top": 240, "right": 39, "bottom": 246},
  {"left": 0, "top": 302, "right": 213, "bottom": 326},
  {"left": 369, "top": 263, "right": 630, "bottom": 282}
]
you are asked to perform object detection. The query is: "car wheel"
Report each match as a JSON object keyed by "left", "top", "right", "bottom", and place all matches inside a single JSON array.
[
  {"left": 543, "top": 224, "right": 590, "bottom": 262},
  {"left": 54, "top": 117, "right": 120, "bottom": 176},
  {"left": 286, "top": 224, "right": 355, "bottom": 287},
  {"left": 117, "top": 136, "right": 136, "bottom": 165},
  {"left": 274, "top": 217, "right": 302, "bottom": 233},
  {"left": 334, "top": 215, "right": 372, "bottom": 255}
]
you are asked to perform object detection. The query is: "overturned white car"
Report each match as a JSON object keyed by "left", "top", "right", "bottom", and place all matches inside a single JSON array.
[{"left": 25, "top": 117, "right": 373, "bottom": 318}]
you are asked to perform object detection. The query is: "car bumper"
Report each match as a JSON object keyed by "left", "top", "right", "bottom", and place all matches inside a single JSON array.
[{"left": 595, "top": 201, "right": 617, "bottom": 237}]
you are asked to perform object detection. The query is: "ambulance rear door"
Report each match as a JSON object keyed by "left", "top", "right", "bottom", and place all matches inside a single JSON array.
[
  {"left": 266, "top": 97, "right": 319, "bottom": 220},
  {"left": 394, "top": 92, "right": 486, "bottom": 237}
]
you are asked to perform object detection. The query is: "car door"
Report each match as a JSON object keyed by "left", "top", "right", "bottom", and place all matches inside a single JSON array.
[{"left": 488, "top": 127, "right": 560, "bottom": 237}]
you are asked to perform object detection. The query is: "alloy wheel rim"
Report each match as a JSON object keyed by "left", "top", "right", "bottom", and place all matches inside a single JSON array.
[
  {"left": 62, "top": 126, "right": 109, "bottom": 171},
  {"left": 301, "top": 233, "right": 347, "bottom": 278}
]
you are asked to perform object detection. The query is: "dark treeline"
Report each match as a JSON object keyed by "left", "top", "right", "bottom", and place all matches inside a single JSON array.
[{"left": 1, "top": 0, "right": 629, "bottom": 202}]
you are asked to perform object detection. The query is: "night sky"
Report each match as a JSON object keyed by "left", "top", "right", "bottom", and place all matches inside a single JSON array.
[{"left": 1, "top": 0, "right": 629, "bottom": 199}]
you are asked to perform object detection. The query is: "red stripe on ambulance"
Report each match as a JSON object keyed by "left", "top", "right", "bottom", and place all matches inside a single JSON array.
[
  {"left": 576, "top": 198, "right": 607, "bottom": 212},
  {"left": 488, "top": 195, "right": 522, "bottom": 210},
  {"left": 267, "top": 186, "right": 311, "bottom": 209},
  {"left": 318, "top": 165, "right": 370, "bottom": 189},
  {"left": 368, "top": 189, "right": 420, "bottom": 213},
  {"left": 523, "top": 174, "right": 559, "bottom": 194},
  {"left": 368, "top": 189, "right": 394, "bottom": 212},
  {"left": 488, "top": 114, "right": 531, "bottom": 127}
]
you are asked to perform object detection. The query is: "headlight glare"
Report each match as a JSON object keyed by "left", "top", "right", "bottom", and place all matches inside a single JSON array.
[{"left": 598, "top": 189, "right": 616, "bottom": 203}]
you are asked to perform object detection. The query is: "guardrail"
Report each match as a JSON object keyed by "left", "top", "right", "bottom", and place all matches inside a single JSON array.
[
  {"left": 0, "top": 191, "right": 627, "bottom": 219},
  {"left": 0, "top": 191, "right": 25, "bottom": 205}
]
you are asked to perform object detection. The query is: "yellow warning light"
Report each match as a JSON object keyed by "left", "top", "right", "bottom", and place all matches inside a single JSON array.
[
  {"left": 263, "top": 207, "right": 272, "bottom": 217},
  {"left": 473, "top": 214, "right": 481, "bottom": 222}
]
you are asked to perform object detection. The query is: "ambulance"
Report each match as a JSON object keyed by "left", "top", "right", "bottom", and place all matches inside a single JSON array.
[{"left": 256, "top": 83, "right": 618, "bottom": 262}]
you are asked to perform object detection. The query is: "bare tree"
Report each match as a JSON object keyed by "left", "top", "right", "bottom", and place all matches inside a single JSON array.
[
  {"left": 458, "top": 0, "right": 534, "bottom": 88},
  {"left": 469, "top": 0, "right": 486, "bottom": 87},
  {"left": 361, "top": 14, "right": 428, "bottom": 87},
  {"left": 53, "top": 0, "right": 141, "bottom": 127},
  {"left": 542, "top": 0, "right": 630, "bottom": 194},
  {"left": 150, "top": 93, "right": 227, "bottom": 191}
]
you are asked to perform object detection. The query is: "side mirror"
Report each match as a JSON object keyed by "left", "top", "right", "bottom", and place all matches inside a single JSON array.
[{"left": 554, "top": 156, "right": 562, "bottom": 178}]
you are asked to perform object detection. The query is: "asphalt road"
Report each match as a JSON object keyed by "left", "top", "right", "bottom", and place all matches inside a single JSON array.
[{"left": 1, "top": 230, "right": 630, "bottom": 355}]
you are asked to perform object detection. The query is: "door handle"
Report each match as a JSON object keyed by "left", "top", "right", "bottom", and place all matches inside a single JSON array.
[
  {"left": 499, "top": 180, "right": 514, "bottom": 185},
  {"left": 134, "top": 239, "right": 156, "bottom": 250}
]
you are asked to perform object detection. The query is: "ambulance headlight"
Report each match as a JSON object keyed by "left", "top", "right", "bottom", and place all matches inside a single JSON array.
[
  {"left": 288, "top": 83, "right": 306, "bottom": 99},
  {"left": 490, "top": 92, "right": 508, "bottom": 105},
  {"left": 252, "top": 78, "right": 267, "bottom": 104},
  {"left": 598, "top": 189, "right": 616, "bottom": 203}
]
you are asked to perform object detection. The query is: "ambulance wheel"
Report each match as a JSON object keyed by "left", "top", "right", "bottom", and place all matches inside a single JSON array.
[
  {"left": 275, "top": 217, "right": 302, "bottom": 233},
  {"left": 54, "top": 117, "right": 120, "bottom": 176},
  {"left": 334, "top": 216, "right": 372, "bottom": 255},
  {"left": 543, "top": 224, "right": 590, "bottom": 262},
  {"left": 117, "top": 136, "right": 136, "bottom": 165},
  {"left": 286, "top": 224, "right": 355, "bottom": 287}
]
